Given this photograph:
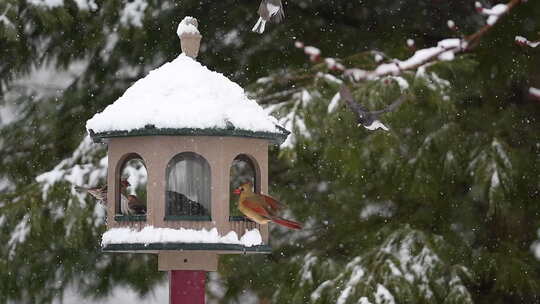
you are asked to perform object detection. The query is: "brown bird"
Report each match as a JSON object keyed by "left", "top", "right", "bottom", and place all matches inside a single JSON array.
[
  {"left": 127, "top": 194, "right": 147, "bottom": 215},
  {"left": 233, "top": 182, "right": 302, "bottom": 229},
  {"left": 75, "top": 179, "right": 130, "bottom": 205}
]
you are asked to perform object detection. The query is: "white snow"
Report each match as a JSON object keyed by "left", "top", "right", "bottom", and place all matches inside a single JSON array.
[
  {"left": 360, "top": 201, "right": 395, "bottom": 219},
  {"left": 532, "top": 231, "right": 540, "bottom": 260},
  {"left": 530, "top": 87, "right": 540, "bottom": 98},
  {"left": 55, "top": 282, "right": 168, "bottom": 304},
  {"left": 437, "top": 38, "right": 461, "bottom": 49},
  {"left": 8, "top": 215, "right": 31, "bottom": 259},
  {"left": 304, "top": 46, "right": 321, "bottom": 56},
  {"left": 120, "top": 0, "right": 148, "bottom": 27},
  {"left": 337, "top": 265, "right": 365, "bottom": 304},
  {"left": 102, "top": 226, "right": 263, "bottom": 247},
  {"left": 27, "top": 0, "right": 63, "bottom": 8},
  {"left": 304, "top": 46, "right": 321, "bottom": 61},
  {"left": 345, "top": 68, "right": 369, "bottom": 81},
  {"left": 324, "top": 58, "right": 345, "bottom": 71},
  {"left": 359, "top": 298, "right": 373, "bottom": 304},
  {"left": 223, "top": 29, "right": 241, "bottom": 46},
  {"left": 240, "top": 229, "right": 263, "bottom": 247},
  {"left": 73, "top": 0, "right": 97, "bottom": 11},
  {"left": 481, "top": 4, "right": 508, "bottom": 26},
  {"left": 176, "top": 16, "right": 199, "bottom": 36},
  {"left": 328, "top": 92, "right": 341, "bottom": 113},
  {"left": 389, "top": 76, "right": 409, "bottom": 91},
  {"left": 375, "top": 284, "right": 396, "bottom": 304},
  {"left": 308, "top": 227, "right": 472, "bottom": 302},
  {"left": 36, "top": 136, "right": 108, "bottom": 201},
  {"left": 374, "top": 38, "right": 463, "bottom": 79},
  {"left": 310, "top": 280, "right": 333, "bottom": 301},
  {"left": 490, "top": 171, "right": 500, "bottom": 188},
  {"left": 516, "top": 36, "right": 540, "bottom": 48},
  {"left": 87, "top": 54, "right": 281, "bottom": 134},
  {"left": 0, "top": 5, "right": 13, "bottom": 29},
  {"left": 300, "top": 253, "right": 318, "bottom": 286},
  {"left": 317, "top": 72, "right": 343, "bottom": 85},
  {"left": 438, "top": 50, "right": 455, "bottom": 61}
]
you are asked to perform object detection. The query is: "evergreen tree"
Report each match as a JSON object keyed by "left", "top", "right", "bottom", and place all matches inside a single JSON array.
[{"left": 0, "top": 0, "right": 539, "bottom": 303}]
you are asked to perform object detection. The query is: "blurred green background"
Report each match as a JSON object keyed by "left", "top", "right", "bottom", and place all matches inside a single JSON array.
[{"left": 1, "top": 0, "right": 539, "bottom": 303}]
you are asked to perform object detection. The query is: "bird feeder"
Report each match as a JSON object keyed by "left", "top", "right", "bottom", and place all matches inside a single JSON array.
[{"left": 86, "top": 16, "right": 288, "bottom": 276}]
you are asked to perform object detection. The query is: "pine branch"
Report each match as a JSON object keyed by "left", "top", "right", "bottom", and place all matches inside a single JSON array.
[{"left": 289, "top": 0, "right": 524, "bottom": 130}]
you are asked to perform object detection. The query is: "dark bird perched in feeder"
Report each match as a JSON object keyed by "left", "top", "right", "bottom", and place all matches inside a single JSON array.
[
  {"left": 233, "top": 182, "right": 302, "bottom": 230},
  {"left": 252, "top": 0, "right": 284, "bottom": 34},
  {"left": 166, "top": 191, "right": 209, "bottom": 216},
  {"left": 74, "top": 179, "right": 130, "bottom": 205},
  {"left": 339, "top": 85, "right": 406, "bottom": 131},
  {"left": 127, "top": 195, "right": 147, "bottom": 215}
]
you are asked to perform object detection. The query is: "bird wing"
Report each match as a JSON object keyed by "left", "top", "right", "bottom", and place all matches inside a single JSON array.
[
  {"left": 260, "top": 194, "right": 285, "bottom": 211},
  {"left": 370, "top": 95, "right": 407, "bottom": 115},
  {"left": 241, "top": 198, "right": 272, "bottom": 218},
  {"left": 258, "top": 0, "right": 270, "bottom": 20},
  {"left": 341, "top": 86, "right": 406, "bottom": 116},
  {"left": 269, "top": 0, "right": 284, "bottom": 23},
  {"left": 339, "top": 86, "right": 370, "bottom": 114}
]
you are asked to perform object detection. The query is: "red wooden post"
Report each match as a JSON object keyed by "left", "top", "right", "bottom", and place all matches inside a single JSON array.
[{"left": 170, "top": 270, "right": 207, "bottom": 304}]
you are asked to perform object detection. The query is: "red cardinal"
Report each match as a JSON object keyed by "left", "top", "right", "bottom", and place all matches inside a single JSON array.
[{"left": 233, "top": 182, "right": 302, "bottom": 230}]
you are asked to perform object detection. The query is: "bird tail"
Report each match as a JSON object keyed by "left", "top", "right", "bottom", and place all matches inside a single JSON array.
[
  {"left": 251, "top": 17, "right": 266, "bottom": 34},
  {"left": 272, "top": 217, "right": 302, "bottom": 230}
]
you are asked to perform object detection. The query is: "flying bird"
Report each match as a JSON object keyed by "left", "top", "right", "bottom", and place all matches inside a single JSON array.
[
  {"left": 233, "top": 182, "right": 302, "bottom": 230},
  {"left": 252, "top": 0, "right": 284, "bottom": 34},
  {"left": 339, "top": 85, "right": 406, "bottom": 131}
]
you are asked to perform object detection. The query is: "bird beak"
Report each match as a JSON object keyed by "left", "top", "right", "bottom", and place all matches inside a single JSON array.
[{"left": 233, "top": 188, "right": 241, "bottom": 195}]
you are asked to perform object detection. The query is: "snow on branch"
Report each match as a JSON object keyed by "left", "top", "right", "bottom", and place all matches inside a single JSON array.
[
  {"left": 291, "top": 0, "right": 523, "bottom": 132},
  {"left": 476, "top": 2, "right": 508, "bottom": 26},
  {"left": 515, "top": 36, "right": 540, "bottom": 48},
  {"left": 529, "top": 87, "right": 540, "bottom": 100},
  {"left": 297, "top": 0, "right": 521, "bottom": 82}
]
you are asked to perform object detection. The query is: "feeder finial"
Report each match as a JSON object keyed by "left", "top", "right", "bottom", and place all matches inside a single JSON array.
[{"left": 177, "top": 16, "right": 202, "bottom": 59}]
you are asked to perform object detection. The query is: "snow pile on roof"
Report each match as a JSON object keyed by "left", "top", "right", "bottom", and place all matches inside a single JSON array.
[
  {"left": 102, "top": 226, "right": 263, "bottom": 247},
  {"left": 86, "top": 54, "right": 281, "bottom": 134},
  {"left": 177, "top": 16, "right": 199, "bottom": 35}
]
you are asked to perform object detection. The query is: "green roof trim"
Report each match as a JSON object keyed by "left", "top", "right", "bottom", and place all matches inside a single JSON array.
[
  {"left": 164, "top": 215, "right": 212, "bottom": 221},
  {"left": 89, "top": 125, "right": 289, "bottom": 145},
  {"left": 115, "top": 215, "right": 147, "bottom": 222},
  {"left": 102, "top": 242, "right": 272, "bottom": 253},
  {"left": 229, "top": 216, "right": 251, "bottom": 222}
]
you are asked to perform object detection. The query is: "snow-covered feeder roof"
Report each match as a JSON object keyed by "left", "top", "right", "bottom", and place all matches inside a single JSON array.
[{"left": 86, "top": 43, "right": 288, "bottom": 144}]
